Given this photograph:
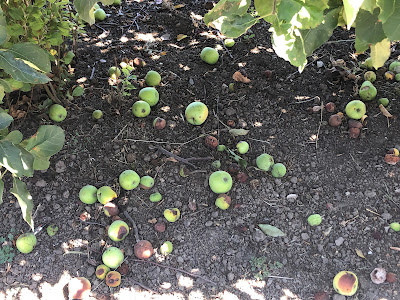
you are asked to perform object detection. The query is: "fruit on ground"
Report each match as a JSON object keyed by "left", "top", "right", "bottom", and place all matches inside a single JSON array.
[
  {"left": 224, "top": 39, "right": 235, "bottom": 48},
  {"left": 97, "top": 186, "right": 117, "bottom": 205},
  {"left": 348, "top": 119, "right": 362, "bottom": 129},
  {"left": 271, "top": 163, "right": 286, "bottom": 178},
  {"left": 164, "top": 208, "right": 180, "bottom": 222},
  {"left": 106, "top": 271, "right": 121, "bottom": 287},
  {"left": 103, "top": 202, "right": 119, "bottom": 217},
  {"left": 108, "top": 220, "right": 129, "bottom": 242},
  {"left": 209, "top": 171, "right": 233, "bottom": 194},
  {"left": 333, "top": 271, "right": 358, "bottom": 296},
  {"left": 236, "top": 141, "right": 249, "bottom": 154},
  {"left": 205, "top": 135, "right": 218, "bottom": 148},
  {"left": 92, "top": 110, "right": 103, "bottom": 119},
  {"left": 217, "top": 145, "right": 226, "bottom": 151},
  {"left": 134, "top": 240, "right": 154, "bottom": 259},
  {"left": 215, "top": 194, "right": 231, "bottom": 210},
  {"left": 385, "top": 71, "right": 395, "bottom": 80},
  {"left": 389, "top": 60, "right": 400, "bottom": 71},
  {"left": 145, "top": 70, "right": 161, "bottom": 86},
  {"left": 211, "top": 160, "right": 221, "bottom": 170},
  {"left": 345, "top": 100, "right": 366, "bottom": 120},
  {"left": 396, "top": 74, "right": 400, "bottom": 81},
  {"left": 363, "top": 57, "right": 373, "bottom": 69},
  {"left": 68, "top": 277, "right": 91, "bottom": 300},
  {"left": 364, "top": 71, "right": 376, "bottom": 82},
  {"left": 359, "top": 81, "right": 377, "bottom": 101},
  {"left": 328, "top": 114, "right": 342, "bottom": 127},
  {"left": 307, "top": 214, "right": 322, "bottom": 226},
  {"left": 153, "top": 117, "right": 166, "bottom": 129},
  {"left": 139, "top": 87, "right": 159, "bottom": 106},
  {"left": 256, "top": 153, "right": 274, "bottom": 171},
  {"left": 185, "top": 102, "right": 208, "bottom": 125},
  {"left": 79, "top": 185, "right": 98, "bottom": 204},
  {"left": 349, "top": 127, "right": 361, "bottom": 139},
  {"left": 140, "top": 175, "right": 154, "bottom": 189},
  {"left": 325, "top": 102, "right": 335, "bottom": 112},
  {"left": 132, "top": 101, "right": 151, "bottom": 117},
  {"left": 102, "top": 247, "right": 124, "bottom": 269},
  {"left": 96, "top": 264, "right": 110, "bottom": 280},
  {"left": 155, "top": 222, "right": 166, "bottom": 232},
  {"left": 160, "top": 241, "right": 173, "bottom": 255},
  {"left": 94, "top": 8, "right": 106, "bottom": 21},
  {"left": 49, "top": 104, "right": 67, "bottom": 122},
  {"left": 108, "top": 66, "right": 121, "bottom": 79},
  {"left": 113, "top": 0, "right": 121, "bottom": 5},
  {"left": 390, "top": 222, "right": 400, "bottom": 232},
  {"left": 46, "top": 224, "right": 58, "bottom": 236},
  {"left": 378, "top": 98, "right": 389, "bottom": 107},
  {"left": 16, "top": 233, "right": 37, "bottom": 254},
  {"left": 200, "top": 47, "right": 219, "bottom": 64},
  {"left": 149, "top": 192, "right": 162, "bottom": 202},
  {"left": 119, "top": 170, "right": 140, "bottom": 190}
]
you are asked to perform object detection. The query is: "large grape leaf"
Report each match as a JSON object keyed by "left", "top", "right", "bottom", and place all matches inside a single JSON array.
[
  {"left": 74, "top": 0, "right": 114, "bottom": 25},
  {"left": 254, "top": 0, "right": 276, "bottom": 18},
  {"left": 370, "top": 38, "right": 391, "bottom": 69},
  {"left": 16, "top": 145, "right": 34, "bottom": 177},
  {"left": 11, "top": 177, "right": 34, "bottom": 231},
  {"left": 32, "top": 156, "right": 50, "bottom": 171},
  {"left": 377, "top": 0, "right": 395, "bottom": 23},
  {"left": 354, "top": 36, "right": 369, "bottom": 53},
  {"left": 0, "top": 7, "right": 8, "bottom": 45},
  {"left": 0, "top": 140, "right": 25, "bottom": 176},
  {"left": 355, "top": 8, "right": 386, "bottom": 44},
  {"left": 342, "top": 0, "right": 364, "bottom": 29},
  {"left": 0, "top": 111, "right": 13, "bottom": 131},
  {"left": 0, "top": 79, "right": 13, "bottom": 93},
  {"left": 8, "top": 43, "right": 51, "bottom": 73},
  {"left": 382, "top": 0, "right": 400, "bottom": 41},
  {"left": 4, "top": 130, "right": 23, "bottom": 144},
  {"left": 0, "top": 50, "right": 51, "bottom": 84},
  {"left": 361, "top": 0, "right": 377, "bottom": 13},
  {"left": 21, "top": 125, "right": 65, "bottom": 158}
]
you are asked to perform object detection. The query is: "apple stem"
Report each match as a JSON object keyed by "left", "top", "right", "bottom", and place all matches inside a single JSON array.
[{"left": 123, "top": 211, "right": 140, "bottom": 243}]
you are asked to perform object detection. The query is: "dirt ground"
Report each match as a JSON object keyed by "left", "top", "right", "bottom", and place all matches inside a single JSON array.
[{"left": 1, "top": 1, "right": 400, "bottom": 299}]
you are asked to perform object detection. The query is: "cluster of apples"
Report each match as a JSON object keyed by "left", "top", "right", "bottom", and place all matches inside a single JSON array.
[{"left": 256, "top": 153, "right": 286, "bottom": 178}]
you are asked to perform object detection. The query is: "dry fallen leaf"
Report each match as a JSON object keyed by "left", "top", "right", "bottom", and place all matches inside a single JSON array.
[
  {"left": 166, "top": 157, "right": 178, "bottom": 163},
  {"left": 379, "top": 104, "right": 393, "bottom": 118},
  {"left": 232, "top": 71, "right": 251, "bottom": 83},
  {"left": 177, "top": 34, "right": 188, "bottom": 41},
  {"left": 174, "top": 4, "right": 185, "bottom": 9},
  {"left": 147, "top": 218, "right": 157, "bottom": 224},
  {"left": 229, "top": 128, "right": 249, "bottom": 137},
  {"left": 355, "top": 248, "right": 366, "bottom": 259}
]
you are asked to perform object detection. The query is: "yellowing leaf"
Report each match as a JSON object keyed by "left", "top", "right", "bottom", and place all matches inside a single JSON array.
[
  {"left": 379, "top": 104, "right": 393, "bottom": 118},
  {"left": 160, "top": 51, "right": 167, "bottom": 56},
  {"left": 174, "top": 4, "right": 185, "bottom": 9},
  {"left": 355, "top": 248, "right": 366, "bottom": 259},
  {"left": 177, "top": 34, "right": 188, "bottom": 41},
  {"left": 232, "top": 71, "right": 250, "bottom": 83},
  {"left": 370, "top": 38, "right": 391, "bottom": 69},
  {"left": 229, "top": 129, "right": 249, "bottom": 137}
]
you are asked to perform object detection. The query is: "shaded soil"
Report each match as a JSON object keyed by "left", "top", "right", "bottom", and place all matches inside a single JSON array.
[{"left": 1, "top": 1, "right": 400, "bottom": 299}]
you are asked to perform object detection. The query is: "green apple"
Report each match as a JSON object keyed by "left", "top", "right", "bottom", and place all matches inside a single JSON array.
[
  {"left": 119, "top": 170, "right": 140, "bottom": 190},
  {"left": 149, "top": 192, "right": 162, "bottom": 202},
  {"left": 224, "top": 39, "right": 235, "bottom": 48},
  {"left": 185, "top": 101, "right": 208, "bottom": 125},
  {"left": 396, "top": 74, "right": 400, "bottom": 81},
  {"left": 378, "top": 98, "right": 389, "bottom": 107},
  {"left": 389, "top": 61, "right": 400, "bottom": 72},
  {"left": 364, "top": 71, "right": 376, "bottom": 82},
  {"left": 140, "top": 175, "right": 154, "bottom": 189},
  {"left": 132, "top": 101, "right": 151, "bottom": 117},
  {"left": 208, "top": 171, "right": 232, "bottom": 194},
  {"left": 307, "top": 214, "right": 322, "bottom": 226},
  {"left": 94, "top": 3, "right": 100, "bottom": 9},
  {"left": 113, "top": 0, "right": 121, "bottom": 5},
  {"left": 215, "top": 194, "right": 231, "bottom": 210},
  {"left": 393, "top": 66, "right": 400, "bottom": 74},
  {"left": 94, "top": 8, "right": 106, "bottom": 21},
  {"left": 92, "top": 110, "right": 103, "bottom": 119},
  {"left": 363, "top": 57, "right": 374, "bottom": 69},
  {"left": 108, "top": 66, "right": 121, "bottom": 80},
  {"left": 271, "top": 163, "right": 286, "bottom": 178},
  {"left": 256, "top": 153, "right": 274, "bottom": 171},
  {"left": 16, "top": 233, "right": 37, "bottom": 254},
  {"left": 97, "top": 186, "right": 117, "bottom": 205},
  {"left": 164, "top": 208, "right": 180, "bottom": 222},
  {"left": 211, "top": 160, "right": 221, "bottom": 170},
  {"left": 200, "top": 47, "right": 219, "bottom": 64},
  {"left": 359, "top": 81, "right": 377, "bottom": 101},
  {"left": 217, "top": 145, "right": 226, "bottom": 152},
  {"left": 108, "top": 220, "right": 129, "bottom": 242},
  {"left": 236, "top": 141, "right": 249, "bottom": 154},
  {"left": 102, "top": 247, "right": 124, "bottom": 269},
  {"left": 95, "top": 264, "right": 110, "bottom": 280},
  {"left": 49, "top": 104, "right": 67, "bottom": 122},
  {"left": 79, "top": 185, "right": 98, "bottom": 204},
  {"left": 390, "top": 222, "right": 400, "bottom": 232},
  {"left": 345, "top": 100, "right": 366, "bottom": 120},
  {"left": 160, "top": 241, "right": 173, "bottom": 255},
  {"left": 138, "top": 87, "right": 159, "bottom": 106},
  {"left": 46, "top": 224, "right": 58, "bottom": 237},
  {"left": 145, "top": 70, "right": 161, "bottom": 86}
]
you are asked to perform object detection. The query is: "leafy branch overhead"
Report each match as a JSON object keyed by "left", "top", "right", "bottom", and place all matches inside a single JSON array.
[{"left": 204, "top": 0, "right": 400, "bottom": 72}]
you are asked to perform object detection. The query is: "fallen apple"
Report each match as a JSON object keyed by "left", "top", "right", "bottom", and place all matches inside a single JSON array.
[
  {"left": 390, "top": 222, "right": 400, "bottom": 232},
  {"left": 94, "top": 3, "right": 100, "bottom": 9},
  {"left": 396, "top": 74, "right": 400, "bottom": 81},
  {"left": 364, "top": 71, "right": 376, "bottom": 82},
  {"left": 108, "top": 220, "right": 129, "bottom": 242},
  {"left": 164, "top": 208, "right": 180, "bottom": 222},
  {"left": 205, "top": 135, "right": 218, "bottom": 148},
  {"left": 103, "top": 202, "right": 119, "bottom": 217},
  {"left": 363, "top": 57, "right": 373, "bottom": 69},
  {"left": 349, "top": 127, "right": 361, "bottom": 138},
  {"left": 94, "top": 8, "right": 106, "bottom": 21},
  {"left": 307, "top": 214, "right": 322, "bottom": 226},
  {"left": 95, "top": 264, "right": 110, "bottom": 280},
  {"left": 211, "top": 160, "right": 221, "bottom": 170},
  {"left": 119, "top": 170, "right": 140, "bottom": 190},
  {"left": 132, "top": 101, "right": 151, "bottom": 118},
  {"left": 113, "top": 0, "right": 121, "bottom": 5},
  {"left": 108, "top": 66, "right": 121, "bottom": 80},
  {"left": 224, "top": 39, "right": 235, "bottom": 48},
  {"left": 215, "top": 194, "right": 231, "bottom": 210},
  {"left": 79, "top": 185, "right": 98, "bottom": 204},
  {"left": 256, "top": 153, "right": 274, "bottom": 171},
  {"left": 359, "top": 81, "right": 377, "bottom": 101},
  {"left": 325, "top": 102, "right": 336, "bottom": 113},
  {"left": 46, "top": 224, "right": 58, "bottom": 237},
  {"left": 16, "top": 232, "right": 37, "bottom": 254},
  {"left": 49, "top": 104, "right": 67, "bottom": 122},
  {"left": 185, "top": 101, "right": 208, "bottom": 125},
  {"left": 68, "top": 277, "right": 91, "bottom": 300},
  {"left": 348, "top": 119, "right": 363, "bottom": 129},
  {"left": 333, "top": 271, "right": 358, "bottom": 296},
  {"left": 328, "top": 114, "right": 342, "bottom": 127},
  {"left": 385, "top": 71, "right": 395, "bottom": 80},
  {"left": 378, "top": 98, "right": 389, "bottom": 107},
  {"left": 97, "top": 186, "right": 117, "bottom": 205},
  {"left": 200, "top": 47, "right": 219, "bottom": 65},
  {"left": 389, "top": 60, "right": 400, "bottom": 71},
  {"left": 134, "top": 240, "right": 154, "bottom": 259},
  {"left": 102, "top": 246, "right": 124, "bottom": 269},
  {"left": 160, "top": 241, "right": 173, "bottom": 255},
  {"left": 153, "top": 117, "right": 166, "bottom": 129},
  {"left": 209, "top": 171, "right": 233, "bottom": 194},
  {"left": 145, "top": 70, "right": 161, "bottom": 86},
  {"left": 139, "top": 87, "right": 159, "bottom": 106},
  {"left": 217, "top": 145, "right": 226, "bottom": 152},
  {"left": 92, "top": 110, "right": 103, "bottom": 119},
  {"left": 149, "top": 192, "right": 162, "bottom": 202},
  {"left": 106, "top": 271, "right": 121, "bottom": 287},
  {"left": 236, "top": 141, "right": 249, "bottom": 154},
  {"left": 154, "top": 221, "right": 166, "bottom": 233},
  {"left": 271, "top": 163, "right": 286, "bottom": 178},
  {"left": 140, "top": 175, "right": 154, "bottom": 189},
  {"left": 345, "top": 100, "right": 366, "bottom": 120}
]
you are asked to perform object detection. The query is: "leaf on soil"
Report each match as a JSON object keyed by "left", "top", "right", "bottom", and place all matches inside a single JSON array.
[
  {"left": 258, "top": 224, "right": 286, "bottom": 237},
  {"left": 148, "top": 218, "right": 157, "bottom": 224},
  {"left": 174, "top": 4, "right": 185, "bottom": 9},
  {"left": 166, "top": 157, "right": 178, "bottom": 163},
  {"left": 232, "top": 71, "right": 250, "bottom": 83},
  {"left": 10, "top": 178, "right": 34, "bottom": 231},
  {"left": 229, "top": 128, "right": 249, "bottom": 137},
  {"left": 177, "top": 34, "right": 188, "bottom": 41},
  {"left": 355, "top": 248, "right": 366, "bottom": 259},
  {"left": 379, "top": 104, "right": 393, "bottom": 118}
]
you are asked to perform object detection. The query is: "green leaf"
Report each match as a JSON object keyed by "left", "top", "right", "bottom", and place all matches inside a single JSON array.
[
  {"left": 74, "top": 0, "right": 99, "bottom": 25},
  {"left": 0, "top": 50, "right": 51, "bottom": 84},
  {"left": 382, "top": 1, "right": 400, "bottom": 41},
  {"left": 72, "top": 86, "right": 84, "bottom": 97},
  {"left": 16, "top": 145, "right": 34, "bottom": 177},
  {"left": 0, "top": 8, "right": 8, "bottom": 45},
  {"left": 0, "top": 140, "right": 24, "bottom": 176},
  {"left": 32, "top": 155, "right": 50, "bottom": 171},
  {"left": 21, "top": 125, "right": 65, "bottom": 158},
  {"left": 8, "top": 8, "right": 24, "bottom": 21},
  {"left": 8, "top": 43, "right": 51, "bottom": 73},
  {"left": 361, "top": 0, "right": 377, "bottom": 13},
  {"left": 0, "top": 179, "right": 4, "bottom": 205},
  {"left": 370, "top": 38, "right": 391, "bottom": 69},
  {"left": 63, "top": 51, "right": 75, "bottom": 65},
  {"left": 355, "top": 36, "right": 369, "bottom": 53},
  {"left": 229, "top": 128, "right": 249, "bottom": 137},
  {"left": 0, "top": 112, "right": 13, "bottom": 130},
  {"left": 11, "top": 177, "right": 34, "bottom": 231},
  {"left": 258, "top": 224, "right": 286, "bottom": 237},
  {"left": 377, "top": 0, "right": 395, "bottom": 23},
  {"left": 4, "top": 130, "right": 23, "bottom": 144},
  {"left": 0, "top": 79, "right": 13, "bottom": 93},
  {"left": 355, "top": 8, "right": 385, "bottom": 44},
  {"left": 254, "top": 0, "right": 276, "bottom": 18},
  {"left": 343, "top": 0, "right": 364, "bottom": 29},
  {"left": 0, "top": 86, "right": 4, "bottom": 104}
]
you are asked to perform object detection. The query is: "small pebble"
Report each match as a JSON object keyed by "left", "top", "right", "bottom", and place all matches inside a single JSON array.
[
  {"left": 301, "top": 233, "right": 310, "bottom": 240},
  {"left": 335, "top": 237, "right": 344, "bottom": 246}
]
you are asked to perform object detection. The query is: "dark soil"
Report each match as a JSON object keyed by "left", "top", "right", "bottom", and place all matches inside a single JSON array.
[{"left": 1, "top": 1, "right": 400, "bottom": 299}]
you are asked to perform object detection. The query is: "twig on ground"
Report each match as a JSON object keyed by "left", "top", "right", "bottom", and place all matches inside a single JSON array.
[
  {"left": 123, "top": 211, "right": 140, "bottom": 243},
  {"left": 267, "top": 275, "right": 294, "bottom": 280},
  {"left": 289, "top": 95, "right": 321, "bottom": 105},
  {"left": 157, "top": 146, "right": 197, "bottom": 169},
  {"left": 113, "top": 124, "right": 128, "bottom": 141},
  {"left": 130, "top": 278, "right": 157, "bottom": 293}
]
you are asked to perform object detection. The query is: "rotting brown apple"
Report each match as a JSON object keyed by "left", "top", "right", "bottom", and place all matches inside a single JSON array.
[
  {"left": 68, "top": 277, "right": 91, "bottom": 300},
  {"left": 134, "top": 240, "right": 154, "bottom": 259},
  {"left": 328, "top": 114, "right": 342, "bottom": 127},
  {"left": 105, "top": 271, "right": 122, "bottom": 287},
  {"left": 103, "top": 202, "right": 119, "bottom": 217},
  {"left": 349, "top": 127, "right": 361, "bottom": 138}
]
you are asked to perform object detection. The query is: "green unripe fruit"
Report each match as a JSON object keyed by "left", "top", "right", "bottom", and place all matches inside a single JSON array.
[
  {"left": 164, "top": 208, "right": 180, "bottom": 222},
  {"left": 132, "top": 101, "right": 151, "bottom": 117},
  {"left": 236, "top": 141, "right": 249, "bottom": 154},
  {"left": 200, "top": 47, "right": 219, "bottom": 65},
  {"left": 208, "top": 171, "right": 232, "bottom": 194},
  {"left": 211, "top": 160, "right": 221, "bottom": 170},
  {"left": 390, "top": 222, "right": 400, "bottom": 232},
  {"left": 307, "top": 214, "right": 322, "bottom": 226},
  {"left": 185, "top": 102, "right": 209, "bottom": 125},
  {"left": 92, "top": 110, "right": 103, "bottom": 119},
  {"left": 108, "top": 220, "right": 129, "bottom": 242},
  {"left": 364, "top": 57, "right": 373, "bottom": 69},
  {"left": 217, "top": 145, "right": 226, "bottom": 152},
  {"left": 395, "top": 74, "right": 400, "bottom": 81},
  {"left": 345, "top": 100, "right": 366, "bottom": 120},
  {"left": 271, "top": 163, "right": 286, "bottom": 178},
  {"left": 389, "top": 61, "right": 400, "bottom": 72},
  {"left": 97, "top": 186, "right": 117, "bottom": 205},
  {"left": 149, "top": 192, "right": 162, "bottom": 202},
  {"left": 378, "top": 98, "right": 389, "bottom": 107},
  {"left": 102, "top": 247, "right": 124, "bottom": 269},
  {"left": 79, "top": 185, "right": 98, "bottom": 204},
  {"left": 49, "top": 104, "right": 67, "bottom": 122},
  {"left": 140, "top": 175, "right": 154, "bottom": 189},
  {"left": 108, "top": 67, "right": 121, "bottom": 79},
  {"left": 160, "top": 241, "right": 173, "bottom": 255},
  {"left": 256, "top": 153, "right": 274, "bottom": 171},
  {"left": 363, "top": 71, "right": 376, "bottom": 82},
  {"left": 94, "top": 8, "right": 106, "bottom": 21},
  {"left": 119, "top": 170, "right": 140, "bottom": 190},
  {"left": 16, "top": 233, "right": 37, "bottom": 254},
  {"left": 139, "top": 87, "right": 159, "bottom": 106},
  {"left": 145, "top": 70, "right": 161, "bottom": 86},
  {"left": 224, "top": 39, "right": 235, "bottom": 48},
  {"left": 359, "top": 81, "right": 377, "bottom": 101}
]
